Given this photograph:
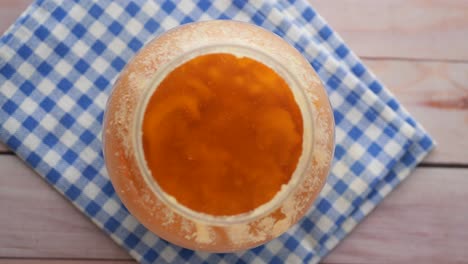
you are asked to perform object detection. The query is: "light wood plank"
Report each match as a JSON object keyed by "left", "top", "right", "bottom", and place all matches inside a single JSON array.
[
  {"left": 309, "top": 0, "right": 468, "bottom": 61},
  {"left": 0, "top": 143, "right": 9, "bottom": 152},
  {"left": 0, "top": 156, "right": 131, "bottom": 260},
  {"left": 323, "top": 167, "right": 468, "bottom": 263},
  {"left": 1, "top": 155, "right": 467, "bottom": 262},
  {"left": 363, "top": 59, "right": 468, "bottom": 164},
  {"left": 0, "top": 0, "right": 31, "bottom": 35}
]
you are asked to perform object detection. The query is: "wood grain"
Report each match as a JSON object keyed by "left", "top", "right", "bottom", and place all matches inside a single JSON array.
[
  {"left": 1, "top": 155, "right": 467, "bottom": 262},
  {"left": 0, "top": 143, "right": 9, "bottom": 153},
  {"left": 323, "top": 167, "right": 468, "bottom": 264},
  {"left": 0, "top": 0, "right": 31, "bottom": 35},
  {"left": 309, "top": 0, "right": 468, "bottom": 61},
  {"left": 364, "top": 59, "right": 468, "bottom": 164},
  {"left": 0, "top": 156, "right": 130, "bottom": 260}
]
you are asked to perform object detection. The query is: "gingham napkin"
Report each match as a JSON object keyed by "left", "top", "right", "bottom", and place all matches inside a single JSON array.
[{"left": 0, "top": 0, "right": 434, "bottom": 263}]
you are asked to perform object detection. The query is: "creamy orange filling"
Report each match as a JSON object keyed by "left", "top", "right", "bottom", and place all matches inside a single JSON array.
[{"left": 142, "top": 53, "right": 303, "bottom": 216}]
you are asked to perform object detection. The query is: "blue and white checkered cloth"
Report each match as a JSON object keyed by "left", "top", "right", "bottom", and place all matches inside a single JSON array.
[{"left": 0, "top": 0, "right": 434, "bottom": 263}]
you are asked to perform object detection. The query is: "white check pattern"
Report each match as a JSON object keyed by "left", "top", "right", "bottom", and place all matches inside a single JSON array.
[{"left": 0, "top": 0, "right": 434, "bottom": 263}]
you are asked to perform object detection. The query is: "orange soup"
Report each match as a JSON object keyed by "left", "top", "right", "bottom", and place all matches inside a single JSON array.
[{"left": 142, "top": 53, "right": 303, "bottom": 216}]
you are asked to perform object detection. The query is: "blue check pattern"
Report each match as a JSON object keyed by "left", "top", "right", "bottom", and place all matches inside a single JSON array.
[{"left": 0, "top": 0, "right": 433, "bottom": 263}]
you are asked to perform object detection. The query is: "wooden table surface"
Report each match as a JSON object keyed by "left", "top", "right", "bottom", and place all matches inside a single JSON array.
[{"left": 1, "top": 1, "right": 467, "bottom": 263}]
